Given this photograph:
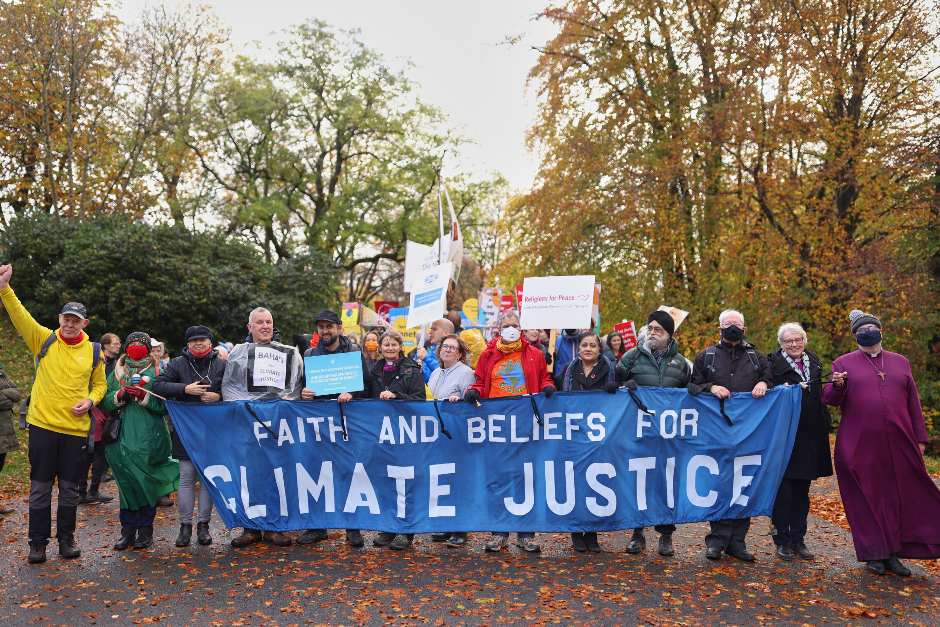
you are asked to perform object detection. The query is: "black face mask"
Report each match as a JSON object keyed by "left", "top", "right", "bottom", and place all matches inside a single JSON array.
[
  {"left": 721, "top": 325, "right": 745, "bottom": 342},
  {"left": 856, "top": 329, "right": 882, "bottom": 347}
]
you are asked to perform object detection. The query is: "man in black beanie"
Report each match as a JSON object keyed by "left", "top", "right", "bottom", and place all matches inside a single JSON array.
[{"left": 619, "top": 310, "right": 691, "bottom": 556}]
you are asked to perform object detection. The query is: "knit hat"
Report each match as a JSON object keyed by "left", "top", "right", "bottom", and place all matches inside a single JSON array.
[
  {"left": 647, "top": 310, "right": 675, "bottom": 336},
  {"left": 122, "top": 331, "right": 152, "bottom": 354},
  {"left": 849, "top": 309, "right": 881, "bottom": 334}
]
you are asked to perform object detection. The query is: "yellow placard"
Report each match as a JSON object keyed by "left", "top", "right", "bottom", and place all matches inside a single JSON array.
[{"left": 462, "top": 298, "right": 479, "bottom": 325}]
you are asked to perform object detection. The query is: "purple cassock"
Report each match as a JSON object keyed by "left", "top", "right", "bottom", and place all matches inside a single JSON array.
[{"left": 822, "top": 349, "right": 940, "bottom": 561}]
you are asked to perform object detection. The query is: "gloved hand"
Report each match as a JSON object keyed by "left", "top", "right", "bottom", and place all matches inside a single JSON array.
[
  {"left": 542, "top": 385, "right": 556, "bottom": 398},
  {"left": 125, "top": 386, "right": 147, "bottom": 402},
  {"left": 605, "top": 381, "right": 619, "bottom": 394},
  {"left": 116, "top": 388, "right": 127, "bottom": 403},
  {"left": 464, "top": 389, "right": 481, "bottom": 404},
  {"left": 624, "top": 380, "right": 638, "bottom": 391}
]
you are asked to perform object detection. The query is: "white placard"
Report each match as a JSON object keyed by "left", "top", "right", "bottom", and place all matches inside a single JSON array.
[
  {"left": 519, "top": 275, "right": 596, "bottom": 330},
  {"left": 403, "top": 240, "right": 436, "bottom": 293},
  {"left": 658, "top": 305, "right": 690, "bottom": 330},
  {"left": 406, "top": 262, "right": 453, "bottom": 328},
  {"left": 252, "top": 346, "right": 288, "bottom": 389}
]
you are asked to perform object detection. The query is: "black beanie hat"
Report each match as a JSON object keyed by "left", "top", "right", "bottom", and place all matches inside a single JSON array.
[
  {"left": 849, "top": 309, "right": 881, "bottom": 334},
  {"left": 647, "top": 310, "right": 675, "bottom": 336}
]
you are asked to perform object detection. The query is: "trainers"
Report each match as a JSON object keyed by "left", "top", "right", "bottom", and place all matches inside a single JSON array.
[
  {"left": 175, "top": 524, "right": 193, "bottom": 547},
  {"left": 626, "top": 529, "right": 646, "bottom": 554},
  {"left": 657, "top": 533, "right": 674, "bottom": 556},
  {"left": 196, "top": 522, "right": 212, "bottom": 546},
  {"left": 373, "top": 532, "right": 396, "bottom": 547},
  {"left": 296, "top": 529, "right": 328, "bottom": 545},
  {"left": 231, "top": 529, "right": 262, "bottom": 548},
  {"left": 58, "top": 535, "right": 81, "bottom": 559},
  {"left": 515, "top": 537, "right": 541, "bottom": 553},
  {"left": 484, "top": 535, "right": 508, "bottom": 552},
  {"left": 346, "top": 529, "right": 364, "bottom": 547},
  {"left": 266, "top": 531, "right": 292, "bottom": 547},
  {"left": 389, "top": 534, "right": 413, "bottom": 550},
  {"left": 446, "top": 533, "right": 467, "bottom": 547},
  {"left": 27, "top": 542, "right": 47, "bottom": 564}
]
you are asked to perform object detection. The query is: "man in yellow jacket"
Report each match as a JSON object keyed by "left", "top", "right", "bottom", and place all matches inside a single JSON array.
[{"left": 0, "top": 264, "right": 107, "bottom": 564}]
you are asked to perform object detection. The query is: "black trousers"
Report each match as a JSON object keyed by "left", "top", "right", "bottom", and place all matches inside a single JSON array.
[
  {"left": 119, "top": 505, "right": 157, "bottom": 528},
  {"left": 27, "top": 424, "right": 85, "bottom": 544},
  {"left": 705, "top": 518, "right": 751, "bottom": 551},
  {"left": 634, "top": 524, "right": 677, "bottom": 535},
  {"left": 771, "top": 478, "right": 811, "bottom": 546},
  {"left": 78, "top": 444, "right": 109, "bottom": 496}
]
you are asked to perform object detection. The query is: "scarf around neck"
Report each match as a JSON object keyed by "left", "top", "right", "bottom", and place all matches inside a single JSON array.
[{"left": 496, "top": 338, "right": 522, "bottom": 354}]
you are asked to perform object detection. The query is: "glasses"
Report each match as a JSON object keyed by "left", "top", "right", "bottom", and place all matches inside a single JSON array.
[
  {"left": 440, "top": 344, "right": 460, "bottom": 352},
  {"left": 782, "top": 338, "right": 805, "bottom": 346},
  {"left": 647, "top": 324, "right": 666, "bottom": 334}
]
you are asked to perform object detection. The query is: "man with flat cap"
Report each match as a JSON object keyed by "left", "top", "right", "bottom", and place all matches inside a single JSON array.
[
  {"left": 0, "top": 264, "right": 107, "bottom": 564},
  {"left": 297, "top": 309, "right": 370, "bottom": 548},
  {"left": 154, "top": 325, "right": 226, "bottom": 547}
]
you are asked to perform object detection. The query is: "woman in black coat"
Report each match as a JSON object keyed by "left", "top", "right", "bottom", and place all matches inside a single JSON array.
[
  {"left": 152, "top": 325, "right": 226, "bottom": 547},
  {"left": 768, "top": 323, "right": 833, "bottom": 561},
  {"left": 367, "top": 329, "right": 424, "bottom": 551}
]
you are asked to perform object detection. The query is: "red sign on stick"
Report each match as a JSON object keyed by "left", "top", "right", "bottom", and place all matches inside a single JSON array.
[
  {"left": 500, "top": 295, "right": 515, "bottom": 312},
  {"left": 615, "top": 321, "right": 638, "bottom": 350}
]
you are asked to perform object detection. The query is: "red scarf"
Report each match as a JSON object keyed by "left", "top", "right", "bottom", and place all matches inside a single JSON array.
[{"left": 57, "top": 330, "right": 83, "bottom": 346}]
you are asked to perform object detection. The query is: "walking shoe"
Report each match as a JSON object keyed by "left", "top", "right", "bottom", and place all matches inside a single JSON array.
[
  {"left": 446, "top": 533, "right": 467, "bottom": 547},
  {"left": 884, "top": 556, "right": 912, "bottom": 577},
  {"left": 484, "top": 535, "right": 508, "bottom": 552},
  {"left": 345, "top": 529, "right": 364, "bottom": 547},
  {"left": 725, "top": 547, "right": 755, "bottom": 562},
  {"left": 571, "top": 532, "right": 588, "bottom": 552},
  {"left": 866, "top": 560, "right": 886, "bottom": 575},
  {"left": 776, "top": 544, "right": 795, "bottom": 560},
  {"left": 585, "top": 532, "right": 602, "bottom": 553},
  {"left": 196, "top": 522, "right": 212, "bottom": 546},
  {"left": 657, "top": 533, "right": 674, "bottom": 556},
  {"left": 431, "top": 533, "right": 451, "bottom": 542},
  {"left": 89, "top": 491, "right": 114, "bottom": 504},
  {"left": 134, "top": 526, "right": 154, "bottom": 549},
  {"left": 78, "top": 494, "right": 95, "bottom": 505},
  {"left": 58, "top": 535, "right": 81, "bottom": 559},
  {"left": 626, "top": 529, "right": 646, "bottom": 554},
  {"left": 792, "top": 542, "right": 814, "bottom": 560},
  {"left": 230, "top": 529, "right": 262, "bottom": 548},
  {"left": 389, "top": 534, "right": 413, "bottom": 550},
  {"left": 373, "top": 532, "right": 396, "bottom": 547},
  {"left": 27, "top": 542, "right": 47, "bottom": 564},
  {"left": 296, "top": 529, "right": 328, "bottom": 545},
  {"left": 114, "top": 525, "right": 135, "bottom": 551},
  {"left": 266, "top": 532, "right": 292, "bottom": 547},
  {"left": 705, "top": 546, "right": 723, "bottom": 560},
  {"left": 175, "top": 524, "right": 193, "bottom": 547},
  {"left": 515, "top": 537, "right": 541, "bottom": 553}
]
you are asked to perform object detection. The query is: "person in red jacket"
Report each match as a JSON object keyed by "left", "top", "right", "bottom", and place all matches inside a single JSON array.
[{"left": 464, "top": 310, "right": 555, "bottom": 553}]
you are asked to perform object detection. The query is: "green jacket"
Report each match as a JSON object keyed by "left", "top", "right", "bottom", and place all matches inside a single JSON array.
[
  {"left": 619, "top": 338, "right": 691, "bottom": 388},
  {"left": 0, "top": 368, "right": 22, "bottom": 455},
  {"left": 102, "top": 359, "right": 178, "bottom": 510}
]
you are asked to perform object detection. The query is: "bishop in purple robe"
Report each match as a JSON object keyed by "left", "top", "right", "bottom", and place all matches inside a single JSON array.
[{"left": 823, "top": 309, "right": 940, "bottom": 576}]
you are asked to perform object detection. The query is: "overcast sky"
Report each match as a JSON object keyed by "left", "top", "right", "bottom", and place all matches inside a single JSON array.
[{"left": 116, "top": 1, "right": 558, "bottom": 191}]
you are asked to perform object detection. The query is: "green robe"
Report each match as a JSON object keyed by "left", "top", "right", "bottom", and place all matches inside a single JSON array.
[{"left": 102, "top": 361, "right": 178, "bottom": 510}]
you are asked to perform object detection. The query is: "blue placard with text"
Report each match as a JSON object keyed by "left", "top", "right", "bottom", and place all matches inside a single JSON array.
[{"left": 303, "top": 352, "right": 364, "bottom": 396}]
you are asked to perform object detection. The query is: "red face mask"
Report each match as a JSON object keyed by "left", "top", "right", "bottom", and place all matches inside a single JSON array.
[
  {"left": 190, "top": 346, "right": 212, "bottom": 358},
  {"left": 126, "top": 344, "right": 149, "bottom": 361}
]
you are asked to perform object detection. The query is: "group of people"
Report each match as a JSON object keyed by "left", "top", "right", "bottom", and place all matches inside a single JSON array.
[{"left": 0, "top": 261, "right": 938, "bottom": 578}]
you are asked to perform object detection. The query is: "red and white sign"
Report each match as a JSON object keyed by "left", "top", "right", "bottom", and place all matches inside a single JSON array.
[{"left": 614, "top": 321, "right": 638, "bottom": 351}]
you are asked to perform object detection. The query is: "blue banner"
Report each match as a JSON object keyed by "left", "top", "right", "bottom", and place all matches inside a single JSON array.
[{"left": 167, "top": 386, "right": 801, "bottom": 533}]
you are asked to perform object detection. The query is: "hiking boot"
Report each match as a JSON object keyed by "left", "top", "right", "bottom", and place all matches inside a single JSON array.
[
  {"left": 484, "top": 535, "right": 508, "bottom": 552},
  {"left": 571, "top": 533, "right": 587, "bottom": 552},
  {"left": 196, "top": 522, "right": 212, "bottom": 545},
  {"left": 657, "top": 533, "right": 674, "bottom": 556},
  {"left": 705, "top": 546, "right": 723, "bottom": 560},
  {"left": 585, "top": 532, "right": 602, "bottom": 553},
  {"left": 266, "top": 532, "right": 292, "bottom": 547},
  {"left": 776, "top": 544, "right": 796, "bottom": 560},
  {"left": 431, "top": 533, "right": 451, "bottom": 542},
  {"left": 114, "top": 525, "right": 135, "bottom": 550},
  {"left": 626, "top": 529, "right": 646, "bottom": 554},
  {"left": 792, "top": 542, "right": 814, "bottom": 560},
  {"left": 58, "top": 535, "right": 81, "bottom": 559},
  {"left": 231, "top": 529, "right": 262, "bottom": 548},
  {"left": 89, "top": 491, "right": 114, "bottom": 504},
  {"left": 175, "top": 524, "right": 192, "bottom": 547},
  {"left": 726, "top": 547, "right": 755, "bottom": 562},
  {"left": 345, "top": 529, "right": 364, "bottom": 547},
  {"left": 27, "top": 541, "right": 47, "bottom": 564},
  {"left": 446, "top": 533, "right": 467, "bottom": 547},
  {"left": 134, "top": 525, "right": 154, "bottom": 549},
  {"left": 515, "top": 537, "right": 541, "bottom": 553},
  {"left": 373, "top": 532, "right": 396, "bottom": 547},
  {"left": 389, "top": 534, "right": 413, "bottom": 550},
  {"left": 866, "top": 560, "right": 886, "bottom": 575},
  {"left": 296, "top": 529, "right": 328, "bottom": 545},
  {"left": 885, "top": 555, "right": 912, "bottom": 577}
]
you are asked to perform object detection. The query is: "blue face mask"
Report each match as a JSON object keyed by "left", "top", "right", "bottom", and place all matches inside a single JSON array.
[{"left": 856, "top": 329, "right": 882, "bottom": 347}]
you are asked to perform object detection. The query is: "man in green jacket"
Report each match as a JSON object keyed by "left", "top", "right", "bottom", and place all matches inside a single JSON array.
[{"left": 620, "top": 310, "right": 691, "bottom": 556}]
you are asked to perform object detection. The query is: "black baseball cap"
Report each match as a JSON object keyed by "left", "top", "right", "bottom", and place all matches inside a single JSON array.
[
  {"left": 185, "top": 325, "right": 213, "bottom": 342},
  {"left": 314, "top": 309, "right": 342, "bottom": 325},
  {"left": 59, "top": 302, "right": 87, "bottom": 320}
]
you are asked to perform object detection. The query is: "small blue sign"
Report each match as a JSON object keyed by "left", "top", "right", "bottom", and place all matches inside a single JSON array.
[
  {"left": 303, "top": 352, "right": 364, "bottom": 396},
  {"left": 414, "top": 287, "right": 444, "bottom": 308}
]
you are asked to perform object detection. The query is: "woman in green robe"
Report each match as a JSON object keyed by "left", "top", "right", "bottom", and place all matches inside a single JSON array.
[{"left": 101, "top": 331, "right": 178, "bottom": 550}]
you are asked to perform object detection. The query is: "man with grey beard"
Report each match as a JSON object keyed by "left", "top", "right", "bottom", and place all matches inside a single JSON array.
[{"left": 619, "top": 310, "right": 691, "bottom": 557}]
